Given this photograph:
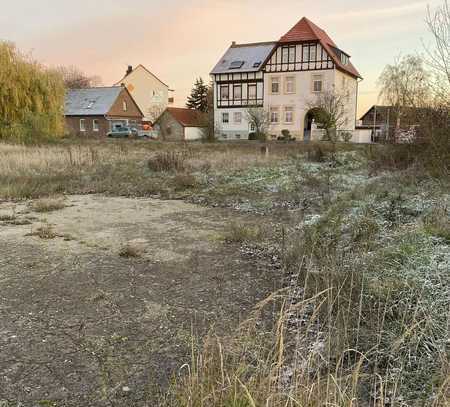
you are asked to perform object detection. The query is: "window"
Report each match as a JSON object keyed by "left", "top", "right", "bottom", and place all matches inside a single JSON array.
[
  {"left": 222, "top": 112, "right": 229, "bottom": 123},
  {"left": 341, "top": 54, "right": 349, "bottom": 65},
  {"left": 250, "top": 123, "right": 256, "bottom": 132},
  {"left": 253, "top": 62, "right": 261, "bottom": 68},
  {"left": 93, "top": 119, "right": 99, "bottom": 132},
  {"left": 80, "top": 119, "right": 86, "bottom": 132},
  {"left": 235, "top": 134, "right": 241, "bottom": 139},
  {"left": 229, "top": 60, "right": 245, "bottom": 69},
  {"left": 285, "top": 76, "right": 295, "bottom": 94},
  {"left": 123, "top": 101, "right": 127, "bottom": 111},
  {"left": 309, "top": 46, "right": 316, "bottom": 62},
  {"left": 270, "top": 107, "right": 279, "bottom": 124},
  {"left": 220, "top": 85, "right": 229, "bottom": 100},
  {"left": 288, "top": 46, "right": 295, "bottom": 63},
  {"left": 284, "top": 106, "right": 294, "bottom": 123},
  {"left": 233, "top": 84, "right": 242, "bottom": 100},
  {"left": 282, "top": 47, "right": 289, "bottom": 63},
  {"left": 166, "top": 126, "right": 172, "bottom": 135},
  {"left": 222, "top": 134, "right": 228, "bottom": 139},
  {"left": 248, "top": 84, "right": 257, "bottom": 99},
  {"left": 312, "top": 75, "right": 323, "bottom": 92},
  {"left": 234, "top": 112, "right": 242, "bottom": 124},
  {"left": 271, "top": 77, "right": 280, "bottom": 94},
  {"left": 302, "top": 46, "right": 309, "bottom": 62}
]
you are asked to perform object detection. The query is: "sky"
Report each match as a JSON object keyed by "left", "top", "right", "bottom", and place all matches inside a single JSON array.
[{"left": 0, "top": 0, "right": 440, "bottom": 116}]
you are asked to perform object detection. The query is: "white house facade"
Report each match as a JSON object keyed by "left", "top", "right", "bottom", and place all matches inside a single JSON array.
[
  {"left": 115, "top": 65, "right": 174, "bottom": 123},
  {"left": 210, "top": 17, "right": 362, "bottom": 141}
]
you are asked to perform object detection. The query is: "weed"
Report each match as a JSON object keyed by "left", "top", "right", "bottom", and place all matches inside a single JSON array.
[
  {"left": 32, "top": 197, "right": 66, "bottom": 213},
  {"left": 148, "top": 151, "right": 187, "bottom": 172},
  {"left": 223, "top": 222, "right": 264, "bottom": 244},
  {"left": 29, "top": 224, "right": 57, "bottom": 239},
  {"left": 119, "top": 242, "right": 144, "bottom": 258}
]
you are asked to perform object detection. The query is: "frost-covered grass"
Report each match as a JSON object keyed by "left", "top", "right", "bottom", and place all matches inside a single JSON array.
[{"left": 163, "top": 155, "right": 450, "bottom": 406}]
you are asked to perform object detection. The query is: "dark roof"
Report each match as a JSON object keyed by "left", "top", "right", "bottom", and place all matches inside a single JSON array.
[
  {"left": 279, "top": 17, "right": 361, "bottom": 79},
  {"left": 210, "top": 42, "right": 276, "bottom": 74},
  {"left": 164, "top": 107, "right": 207, "bottom": 127},
  {"left": 65, "top": 87, "right": 123, "bottom": 116}
]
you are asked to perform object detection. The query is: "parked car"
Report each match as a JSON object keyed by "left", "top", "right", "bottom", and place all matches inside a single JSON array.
[{"left": 107, "top": 126, "right": 138, "bottom": 138}]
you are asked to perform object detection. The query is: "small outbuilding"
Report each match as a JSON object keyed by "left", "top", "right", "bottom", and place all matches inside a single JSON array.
[
  {"left": 154, "top": 107, "right": 207, "bottom": 141},
  {"left": 65, "top": 86, "right": 143, "bottom": 137}
]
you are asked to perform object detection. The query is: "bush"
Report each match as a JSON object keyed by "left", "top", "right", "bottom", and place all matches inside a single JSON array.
[{"left": 148, "top": 151, "right": 186, "bottom": 172}]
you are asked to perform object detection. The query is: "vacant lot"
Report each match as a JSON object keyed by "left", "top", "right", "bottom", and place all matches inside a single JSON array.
[
  {"left": 0, "top": 195, "right": 279, "bottom": 406},
  {"left": 0, "top": 139, "right": 448, "bottom": 406}
]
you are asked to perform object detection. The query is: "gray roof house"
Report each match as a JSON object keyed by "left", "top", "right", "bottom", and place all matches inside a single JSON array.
[{"left": 64, "top": 86, "right": 143, "bottom": 137}]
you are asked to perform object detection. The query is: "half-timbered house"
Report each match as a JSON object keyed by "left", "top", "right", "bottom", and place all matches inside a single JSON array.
[{"left": 210, "top": 17, "right": 362, "bottom": 141}]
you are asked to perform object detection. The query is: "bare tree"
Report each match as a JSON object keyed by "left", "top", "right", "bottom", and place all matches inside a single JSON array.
[
  {"left": 57, "top": 65, "right": 102, "bottom": 89},
  {"left": 147, "top": 104, "right": 166, "bottom": 123},
  {"left": 378, "top": 55, "right": 431, "bottom": 109},
  {"left": 245, "top": 107, "right": 270, "bottom": 141},
  {"left": 307, "top": 88, "right": 348, "bottom": 142},
  {"left": 424, "top": 0, "right": 450, "bottom": 105}
]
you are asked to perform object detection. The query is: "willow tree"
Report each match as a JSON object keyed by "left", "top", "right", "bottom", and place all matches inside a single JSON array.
[{"left": 0, "top": 41, "right": 65, "bottom": 141}]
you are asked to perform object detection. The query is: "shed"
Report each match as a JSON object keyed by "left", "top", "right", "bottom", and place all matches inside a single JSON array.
[{"left": 155, "top": 107, "right": 207, "bottom": 141}]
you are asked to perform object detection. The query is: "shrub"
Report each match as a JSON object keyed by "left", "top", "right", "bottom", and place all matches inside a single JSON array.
[
  {"left": 32, "top": 197, "right": 66, "bottom": 213},
  {"left": 173, "top": 173, "right": 198, "bottom": 190},
  {"left": 223, "top": 222, "right": 264, "bottom": 243},
  {"left": 422, "top": 206, "right": 450, "bottom": 242},
  {"left": 30, "top": 224, "right": 57, "bottom": 239},
  {"left": 148, "top": 151, "right": 186, "bottom": 172},
  {"left": 119, "top": 242, "right": 143, "bottom": 258}
]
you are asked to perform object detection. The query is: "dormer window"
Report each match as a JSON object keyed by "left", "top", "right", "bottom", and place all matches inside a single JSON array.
[
  {"left": 341, "top": 54, "right": 349, "bottom": 65},
  {"left": 229, "top": 60, "right": 245, "bottom": 69},
  {"left": 253, "top": 61, "right": 261, "bottom": 68}
]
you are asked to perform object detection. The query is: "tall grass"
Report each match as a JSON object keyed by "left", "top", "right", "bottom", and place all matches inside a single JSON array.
[{"left": 161, "top": 167, "right": 450, "bottom": 406}]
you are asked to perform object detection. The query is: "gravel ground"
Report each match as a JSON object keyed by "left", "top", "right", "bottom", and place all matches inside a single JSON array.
[{"left": 0, "top": 195, "right": 278, "bottom": 406}]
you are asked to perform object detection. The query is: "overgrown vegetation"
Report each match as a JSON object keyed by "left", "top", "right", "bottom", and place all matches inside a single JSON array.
[{"left": 1, "top": 138, "right": 448, "bottom": 406}]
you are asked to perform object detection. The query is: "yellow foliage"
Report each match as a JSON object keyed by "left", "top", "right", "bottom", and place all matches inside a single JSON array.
[{"left": 0, "top": 41, "right": 65, "bottom": 142}]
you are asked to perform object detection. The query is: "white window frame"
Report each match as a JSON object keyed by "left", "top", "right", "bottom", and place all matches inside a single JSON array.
[
  {"left": 80, "top": 119, "right": 86, "bottom": 132},
  {"left": 220, "top": 85, "right": 229, "bottom": 100},
  {"left": 270, "top": 107, "right": 280, "bottom": 124},
  {"left": 93, "top": 119, "right": 99, "bottom": 132},
  {"left": 248, "top": 83, "right": 257, "bottom": 99},
  {"left": 285, "top": 76, "right": 296, "bottom": 94},
  {"left": 312, "top": 75, "right": 323, "bottom": 93},
  {"left": 271, "top": 77, "right": 280, "bottom": 94},
  {"left": 222, "top": 112, "right": 229, "bottom": 124},
  {"left": 233, "top": 84, "right": 242, "bottom": 100},
  {"left": 309, "top": 46, "right": 316, "bottom": 62},
  {"left": 233, "top": 112, "right": 242, "bottom": 124},
  {"left": 123, "top": 101, "right": 128, "bottom": 111},
  {"left": 284, "top": 106, "right": 294, "bottom": 124}
]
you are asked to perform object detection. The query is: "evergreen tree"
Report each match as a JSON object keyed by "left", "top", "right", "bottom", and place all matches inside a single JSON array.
[{"left": 186, "top": 78, "right": 209, "bottom": 112}]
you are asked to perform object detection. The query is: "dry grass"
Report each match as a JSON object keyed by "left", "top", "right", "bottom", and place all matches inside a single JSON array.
[
  {"left": 29, "top": 224, "right": 57, "bottom": 239},
  {"left": 119, "top": 242, "right": 144, "bottom": 258},
  {"left": 32, "top": 197, "right": 66, "bottom": 213}
]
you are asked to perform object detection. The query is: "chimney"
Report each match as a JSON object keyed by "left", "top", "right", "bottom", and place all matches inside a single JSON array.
[
  {"left": 231, "top": 41, "right": 236, "bottom": 47},
  {"left": 126, "top": 65, "right": 133, "bottom": 76}
]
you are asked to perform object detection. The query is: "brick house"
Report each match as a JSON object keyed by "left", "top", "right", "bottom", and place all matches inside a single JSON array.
[
  {"left": 154, "top": 107, "right": 207, "bottom": 141},
  {"left": 65, "top": 86, "right": 144, "bottom": 137}
]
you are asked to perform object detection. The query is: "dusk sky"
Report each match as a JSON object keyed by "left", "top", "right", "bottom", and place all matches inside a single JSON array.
[{"left": 0, "top": 0, "right": 440, "bottom": 116}]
